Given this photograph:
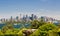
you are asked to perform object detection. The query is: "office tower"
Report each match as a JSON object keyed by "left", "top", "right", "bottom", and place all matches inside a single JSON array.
[
  {"left": 0, "top": 19, "right": 2, "bottom": 22},
  {"left": 23, "top": 15, "right": 26, "bottom": 20},
  {"left": 16, "top": 16, "right": 19, "bottom": 22},
  {"left": 20, "top": 14, "right": 21, "bottom": 20},
  {"left": 6, "top": 19, "right": 8, "bottom": 22},
  {"left": 0, "top": 19, "right": 2, "bottom": 23},
  {"left": 26, "top": 14, "right": 28, "bottom": 19},
  {"left": 34, "top": 15, "right": 37, "bottom": 20},
  {"left": 0, "top": 18, "right": 6, "bottom": 22},
  {"left": 40, "top": 16, "right": 45, "bottom": 22},
  {"left": 3, "top": 18, "right": 5, "bottom": 22},
  {"left": 10, "top": 16, "right": 13, "bottom": 22},
  {"left": 26, "top": 14, "right": 30, "bottom": 22},
  {"left": 31, "top": 14, "right": 34, "bottom": 20},
  {"left": 11, "top": 16, "right": 13, "bottom": 20},
  {"left": 29, "top": 17, "right": 32, "bottom": 20}
]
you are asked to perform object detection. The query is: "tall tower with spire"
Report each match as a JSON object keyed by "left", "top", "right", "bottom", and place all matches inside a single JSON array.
[
  {"left": 10, "top": 16, "right": 13, "bottom": 22},
  {"left": 20, "top": 14, "right": 21, "bottom": 20}
]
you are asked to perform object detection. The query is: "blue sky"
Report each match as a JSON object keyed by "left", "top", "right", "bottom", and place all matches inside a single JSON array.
[{"left": 0, "top": 0, "right": 60, "bottom": 19}]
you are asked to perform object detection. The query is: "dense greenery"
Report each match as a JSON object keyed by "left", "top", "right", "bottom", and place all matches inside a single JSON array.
[{"left": 0, "top": 20, "right": 60, "bottom": 36}]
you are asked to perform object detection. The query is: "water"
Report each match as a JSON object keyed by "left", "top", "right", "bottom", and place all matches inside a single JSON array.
[
  {"left": 13, "top": 23, "right": 31, "bottom": 28},
  {"left": 0, "top": 23, "right": 6, "bottom": 29},
  {"left": 0, "top": 23, "right": 31, "bottom": 29},
  {"left": 13, "top": 24, "right": 23, "bottom": 29},
  {"left": 24, "top": 24, "right": 31, "bottom": 28}
]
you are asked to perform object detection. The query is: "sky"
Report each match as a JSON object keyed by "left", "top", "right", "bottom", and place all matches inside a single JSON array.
[{"left": 0, "top": 0, "right": 60, "bottom": 19}]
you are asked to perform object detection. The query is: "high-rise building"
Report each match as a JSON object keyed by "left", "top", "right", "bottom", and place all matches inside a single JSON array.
[
  {"left": 0, "top": 19, "right": 2, "bottom": 22},
  {"left": 0, "top": 18, "right": 6, "bottom": 22},
  {"left": 20, "top": 14, "right": 21, "bottom": 20},
  {"left": 10, "top": 16, "right": 13, "bottom": 20},
  {"left": 10, "top": 16, "right": 13, "bottom": 22},
  {"left": 31, "top": 14, "right": 34, "bottom": 20},
  {"left": 40, "top": 16, "right": 45, "bottom": 22},
  {"left": 34, "top": 15, "right": 37, "bottom": 20},
  {"left": 6, "top": 19, "right": 8, "bottom": 22},
  {"left": 29, "top": 14, "right": 37, "bottom": 20},
  {"left": 16, "top": 16, "right": 19, "bottom": 22},
  {"left": 3, "top": 18, "right": 5, "bottom": 22},
  {"left": 25, "top": 14, "right": 30, "bottom": 22},
  {"left": 16, "top": 16, "right": 18, "bottom": 20},
  {"left": 26, "top": 14, "right": 28, "bottom": 19}
]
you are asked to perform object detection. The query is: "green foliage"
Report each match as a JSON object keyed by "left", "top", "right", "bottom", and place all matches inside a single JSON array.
[
  {"left": 30, "top": 29, "right": 40, "bottom": 36},
  {"left": 17, "top": 28, "right": 27, "bottom": 36},
  {"left": 30, "top": 29, "right": 48, "bottom": 36},
  {"left": 30, "top": 20, "right": 39, "bottom": 29},
  {"left": 48, "top": 30, "right": 58, "bottom": 36},
  {"left": 2, "top": 26, "right": 8, "bottom": 33},
  {"left": 30, "top": 24, "right": 57, "bottom": 36},
  {"left": 40, "top": 31, "right": 48, "bottom": 36},
  {"left": 0, "top": 19, "right": 60, "bottom": 36},
  {"left": 0, "top": 30, "right": 4, "bottom": 35},
  {"left": 30, "top": 19, "right": 47, "bottom": 29},
  {"left": 39, "top": 24, "right": 57, "bottom": 31},
  {"left": 5, "top": 29, "right": 14, "bottom": 34}
]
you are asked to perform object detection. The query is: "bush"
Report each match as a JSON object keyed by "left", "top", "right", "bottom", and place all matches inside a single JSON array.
[
  {"left": 0, "top": 30, "right": 4, "bottom": 36},
  {"left": 39, "top": 24, "right": 57, "bottom": 31},
  {"left": 17, "top": 28, "right": 27, "bottom": 36},
  {"left": 30, "top": 29, "right": 40, "bottom": 36}
]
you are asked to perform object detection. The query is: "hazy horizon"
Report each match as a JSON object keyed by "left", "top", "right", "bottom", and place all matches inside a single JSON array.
[{"left": 0, "top": 0, "right": 60, "bottom": 20}]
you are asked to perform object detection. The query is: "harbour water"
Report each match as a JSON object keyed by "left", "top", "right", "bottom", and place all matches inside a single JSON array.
[{"left": 0, "top": 23, "right": 31, "bottom": 29}]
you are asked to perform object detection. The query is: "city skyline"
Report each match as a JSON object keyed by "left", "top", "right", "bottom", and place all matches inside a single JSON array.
[{"left": 0, "top": 0, "right": 60, "bottom": 20}]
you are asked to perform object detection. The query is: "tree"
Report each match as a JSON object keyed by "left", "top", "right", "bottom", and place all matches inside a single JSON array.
[
  {"left": 0, "top": 30, "right": 4, "bottom": 36},
  {"left": 17, "top": 28, "right": 27, "bottom": 36},
  {"left": 2, "top": 26, "right": 8, "bottom": 33},
  {"left": 57, "top": 28, "right": 60, "bottom": 36},
  {"left": 30, "top": 29, "right": 40, "bottom": 36},
  {"left": 39, "top": 24, "right": 57, "bottom": 31},
  {"left": 30, "top": 24, "right": 57, "bottom": 36},
  {"left": 39, "top": 24, "right": 57, "bottom": 36},
  {"left": 30, "top": 20, "right": 39, "bottom": 29},
  {"left": 30, "top": 19, "right": 47, "bottom": 29}
]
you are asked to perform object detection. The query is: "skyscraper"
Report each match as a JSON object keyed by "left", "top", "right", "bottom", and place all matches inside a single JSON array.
[
  {"left": 26, "top": 14, "right": 28, "bottom": 19},
  {"left": 11, "top": 16, "right": 13, "bottom": 20},
  {"left": 20, "top": 14, "right": 21, "bottom": 20},
  {"left": 10, "top": 16, "right": 13, "bottom": 22},
  {"left": 31, "top": 14, "right": 34, "bottom": 20},
  {"left": 23, "top": 15, "right": 26, "bottom": 21},
  {"left": 3, "top": 18, "right": 5, "bottom": 22},
  {"left": 16, "top": 16, "right": 19, "bottom": 22},
  {"left": 34, "top": 15, "right": 37, "bottom": 20}
]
